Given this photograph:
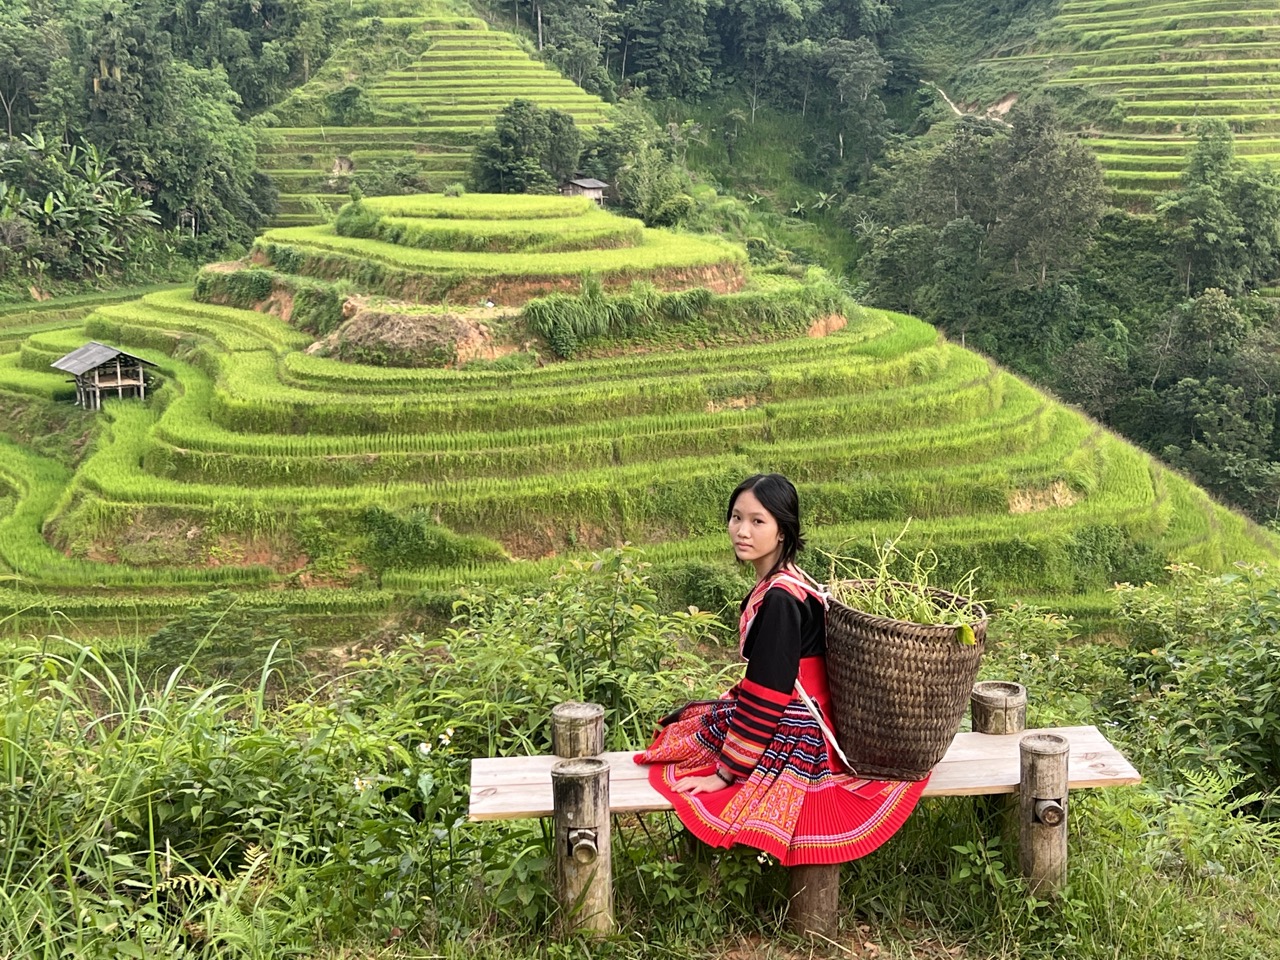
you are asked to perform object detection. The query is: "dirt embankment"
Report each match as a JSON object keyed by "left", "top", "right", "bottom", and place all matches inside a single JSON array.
[{"left": 309, "top": 298, "right": 521, "bottom": 367}]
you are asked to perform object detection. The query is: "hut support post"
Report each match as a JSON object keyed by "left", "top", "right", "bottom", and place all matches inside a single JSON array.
[
  {"left": 1019, "top": 733, "right": 1069, "bottom": 896},
  {"left": 550, "top": 702, "right": 611, "bottom": 936}
]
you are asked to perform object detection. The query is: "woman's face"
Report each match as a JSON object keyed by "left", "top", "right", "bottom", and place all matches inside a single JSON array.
[{"left": 728, "top": 488, "right": 784, "bottom": 569}]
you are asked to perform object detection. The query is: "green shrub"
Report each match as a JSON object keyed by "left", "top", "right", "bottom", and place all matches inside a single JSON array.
[
  {"left": 1116, "top": 562, "right": 1280, "bottom": 799},
  {"left": 194, "top": 267, "right": 275, "bottom": 307},
  {"left": 129, "top": 588, "right": 300, "bottom": 683},
  {"left": 360, "top": 505, "right": 506, "bottom": 579},
  {"left": 290, "top": 278, "right": 347, "bottom": 336},
  {"left": 334, "top": 199, "right": 381, "bottom": 239}
]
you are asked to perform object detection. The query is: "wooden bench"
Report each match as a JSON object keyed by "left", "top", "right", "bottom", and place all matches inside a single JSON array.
[
  {"left": 468, "top": 693, "right": 1141, "bottom": 938},
  {"left": 470, "top": 725, "right": 1140, "bottom": 818}
]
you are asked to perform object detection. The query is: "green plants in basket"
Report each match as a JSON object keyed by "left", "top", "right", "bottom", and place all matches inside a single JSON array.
[{"left": 822, "top": 522, "right": 986, "bottom": 638}]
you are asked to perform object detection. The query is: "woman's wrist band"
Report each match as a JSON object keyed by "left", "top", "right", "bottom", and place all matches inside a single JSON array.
[{"left": 714, "top": 767, "right": 734, "bottom": 785}]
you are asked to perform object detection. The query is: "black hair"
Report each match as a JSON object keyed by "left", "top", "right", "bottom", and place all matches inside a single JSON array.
[{"left": 726, "top": 473, "right": 806, "bottom": 575}]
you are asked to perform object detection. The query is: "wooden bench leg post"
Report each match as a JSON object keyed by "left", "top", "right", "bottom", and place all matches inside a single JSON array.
[
  {"left": 1019, "top": 733, "right": 1069, "bottom": 897},
  {"left": 551, "top": 757, "right": 613, "bottom": 936},
  {"left": 552, "top": 702, "right": 606, "bottom": 759},
  {"left": 971, "top": 681, "right": 1028, "bottom": 829},
  {"left": 971, "top": 681, "right": 1027, "bottom": 735},
  {"left": 786, "top": 864, "right": 839, "bottom": 939}
]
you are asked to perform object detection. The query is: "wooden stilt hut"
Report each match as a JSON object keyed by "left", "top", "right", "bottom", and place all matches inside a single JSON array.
[
  {"left": 560, "top": 178, "right": 609, "bottom": 206},
  {"left": 51, "top": 342, "right": 155, "bottom": 410}
]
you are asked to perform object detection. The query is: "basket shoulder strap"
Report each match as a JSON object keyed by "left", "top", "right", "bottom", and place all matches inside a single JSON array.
[
  {"left": 774, "top": 567, "right": 830, "bottom": 608},
  {"left": 794, "top": 678, "right": 856, "bottom": 776}
]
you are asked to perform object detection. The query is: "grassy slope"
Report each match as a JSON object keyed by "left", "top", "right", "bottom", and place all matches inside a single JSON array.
[{"left": 5, "top": 7, "right": 1279, "bottom": 643}]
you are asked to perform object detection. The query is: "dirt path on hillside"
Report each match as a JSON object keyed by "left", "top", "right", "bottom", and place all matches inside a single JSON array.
[{"left": 926, "top": 81, "right": 1014, "bottom": 127}]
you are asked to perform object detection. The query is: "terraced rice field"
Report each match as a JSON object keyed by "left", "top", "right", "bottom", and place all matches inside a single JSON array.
[
  {"left": 978, "top": 0, "right": 1280, "bottom": 203},
  {"left": 0, "top": 194, "right": 1273, "bottom": 640},
  {"left": 262, "top": 3, "right": 611, "bottom": 226},
  {"left": 252, "top": 194, "right": 746, "bottom": 302}
]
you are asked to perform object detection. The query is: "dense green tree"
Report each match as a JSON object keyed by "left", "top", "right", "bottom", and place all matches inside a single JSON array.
[
  {"left": 1, "top": 133, "right": 159, "bottom": 280},
  {"left": 169, "top": 0, "right": 343, "bottom": 113},
  {"left": 770, "top": 38, "right": 824, "bottom": 117},
  {"left": 1171, "top": 288, "right": 1253, "bottom": 379},
  {"left": 84, "top": 3, "right": 268, "bottom": 250},
  {"left": 922, "top": 216, "right": 987, "bottom": 337},
  {"left": 0, "top": 6, "right": 46, "bottom": 139},
  {"left": 325, "top": 83, "right": 373, "bottom": 125},
  {"left": 1167, "top": 122, "right": 1280, "bottom": 299},
  {"left": 1051, "top": 318, "right": 1134, "bottom": 421},
  {"left": 991, "top": 102, "right": 1105, "bottom": 289},
  {"left": 615, "top": 141, "right": 693, "bottom": 226},
  {"left": 1157, "top": 123, "right": 1247, "bottom": 297},
  {"left": 471, "top": 99, "right": 584, "bottom": 194},
  {"left": 579, "top": 97, "right": 652, "bottom": 180},
  {"left": 861, "top": 223, "right": 936, "bottom": 315},
  {"left": 537, "top": 0, "right": 619, "bottom": 98},
  {"left": 861, "top": 104, "right": 1105, "bottom": 338},
  {"left": 1157, "top": 120, "right": 1280, "bottom": 296},
  {"left": 1161, "top": 377, "right": 1280, "bottom": 517},
  {"left": 617, "top": 0, "right": 715, "bottom": 99},
  {"left": 820, "top": 37, "right": 890, "bottom": 183},
  {"left": 0, "top": 0, "right": 361, "bottom": 270}
]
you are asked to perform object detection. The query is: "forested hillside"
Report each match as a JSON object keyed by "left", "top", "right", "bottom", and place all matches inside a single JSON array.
[{"left": 0, "top": 0, "right": 406, "bottom": 293}]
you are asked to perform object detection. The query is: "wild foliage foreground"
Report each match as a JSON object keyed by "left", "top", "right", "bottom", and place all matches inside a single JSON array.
[{"left": 3, "top": 552, "right": 1280, "bottom": 959}]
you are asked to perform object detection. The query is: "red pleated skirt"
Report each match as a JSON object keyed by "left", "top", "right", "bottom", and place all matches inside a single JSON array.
[{"left": 634, "top": 657, "right": 928, "bottom": 866}]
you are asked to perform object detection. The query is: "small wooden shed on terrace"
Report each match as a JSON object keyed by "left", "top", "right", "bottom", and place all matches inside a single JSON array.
[
  {"left": 560, "top": 177, "right": 609, "bottom": 206},
  {"left": 51, "top": 342, "right": 154, "bottom": 410}
]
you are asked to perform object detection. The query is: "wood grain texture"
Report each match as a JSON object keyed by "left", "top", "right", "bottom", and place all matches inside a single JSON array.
[
  {"left": 551, "top": 757, "right": 613, "bottom": 934},
  {"left": 1019, "top": 733, "right": 1071, "bottom": 895},
  {"left": 552, "top": 702, "right": 605, "bottom": 759},
  {"left": 787, "top": 865, "right": 839, "bottom": 938},
  {"left": 468, "top": 725, "right": 1141, "bottom": 821},
  {"left": 970, "top": 680, "right": 1028, "bottom": 735}
]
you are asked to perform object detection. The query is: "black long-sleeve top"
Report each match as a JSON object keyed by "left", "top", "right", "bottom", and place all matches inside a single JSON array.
[
  {"left": 718, "top": 588, "right": 826, "bottom": 781},
  {"left": 741, "top": 589, "right": 827, "bottom": 693}
]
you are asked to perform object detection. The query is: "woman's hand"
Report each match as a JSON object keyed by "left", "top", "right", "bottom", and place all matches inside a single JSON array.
[{"left": 673, "top": 773, "right": 731, "bottom": 796}]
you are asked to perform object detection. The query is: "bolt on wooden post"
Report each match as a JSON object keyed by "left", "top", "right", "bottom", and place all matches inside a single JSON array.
[
  {"left": 1019, "top": 733, "right": 1069, "bottom": 896},
  {"left": 550, "top": 702, "right": 612, "bottom": 936},
  {"left": 551, "top": 757, "right": 613, "bottom": 935}
]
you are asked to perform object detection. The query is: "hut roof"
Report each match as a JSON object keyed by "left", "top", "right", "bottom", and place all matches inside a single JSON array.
[
  {"left": 51, "top": 342, "right": 155, "bottom": 376},
  {"left": 567, "top": 178, "right": 609, "bottom": 189}
]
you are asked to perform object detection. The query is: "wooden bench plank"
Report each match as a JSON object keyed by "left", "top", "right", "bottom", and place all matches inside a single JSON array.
[{"left": 468, "top": 725, "right": 1140, "bottom": 821}]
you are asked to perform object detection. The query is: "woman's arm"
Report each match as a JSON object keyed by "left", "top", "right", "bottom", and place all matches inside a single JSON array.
[{"left": 717, "top": 590, "right": 803, "bottom": 783}]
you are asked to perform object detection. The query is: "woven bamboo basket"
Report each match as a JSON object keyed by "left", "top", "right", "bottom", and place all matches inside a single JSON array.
[{"left": 824, "top": 580, "right": 987, "bottom": 781}]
